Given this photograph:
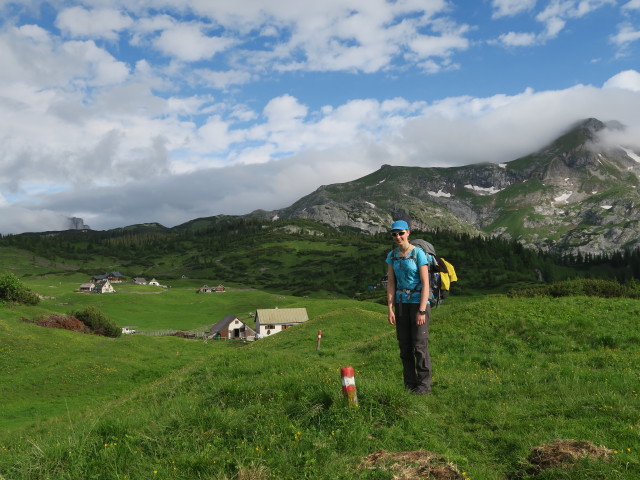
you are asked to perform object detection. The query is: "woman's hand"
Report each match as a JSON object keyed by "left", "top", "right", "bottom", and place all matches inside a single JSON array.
[
  {"left": 388, "top": 310, "right": 396, "bottom": 325},
  {"left": 416, "top": 311, "right": 426, "bottom": 325}
]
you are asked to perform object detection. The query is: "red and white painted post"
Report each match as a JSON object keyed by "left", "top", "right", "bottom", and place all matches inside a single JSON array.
[
  {"left": 340, "top": 366, "right": 358, "bottom": 406},
  {"left": 316, "top": 330, "right": 322, "bottom": 351}
]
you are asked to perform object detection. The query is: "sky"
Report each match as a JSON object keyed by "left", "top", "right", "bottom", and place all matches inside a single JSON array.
[{"left": 1, "top": 0, "right": 640, "bottom": 234}]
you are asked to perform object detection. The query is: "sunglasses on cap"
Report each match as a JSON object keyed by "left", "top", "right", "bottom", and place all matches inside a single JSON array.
[{"left": 391, "top": 231, "right": 406, "bottom": 237}]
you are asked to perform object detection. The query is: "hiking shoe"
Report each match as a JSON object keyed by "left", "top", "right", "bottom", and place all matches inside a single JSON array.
[{"left": 412, "top": 386, "right": 431, "bottom": 395}]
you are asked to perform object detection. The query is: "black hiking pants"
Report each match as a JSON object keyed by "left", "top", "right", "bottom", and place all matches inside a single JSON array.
[{"left": 395, "top": 302, "right": 431, "bottom": 392}]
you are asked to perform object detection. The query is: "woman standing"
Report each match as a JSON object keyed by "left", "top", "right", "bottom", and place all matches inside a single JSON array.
[{"left": 385, "top": 220, "right": 432, "bottom": 395}]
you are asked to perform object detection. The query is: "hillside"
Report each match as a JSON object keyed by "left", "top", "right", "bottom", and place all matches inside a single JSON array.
[
  {"left": 0, "top": 217, "right": 570, "bottom": 298},
  {"left": 1, "top": 294, "right": 639, "bottom": 479},
  {"left": 253, "top": 118, "right": 640, "bottom": 256}
]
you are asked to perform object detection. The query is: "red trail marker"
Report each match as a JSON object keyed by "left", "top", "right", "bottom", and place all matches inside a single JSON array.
[{"left": 340, "top": 366, "right": 358, "bottom": 406}]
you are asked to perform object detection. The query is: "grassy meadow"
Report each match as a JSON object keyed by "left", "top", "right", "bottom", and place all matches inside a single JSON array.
[{"left": 1, "top": 269, "right": 639, "bottom": 479}]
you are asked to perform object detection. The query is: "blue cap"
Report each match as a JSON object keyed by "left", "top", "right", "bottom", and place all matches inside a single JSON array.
[{"left": 390, "top": 220, "right": 410, "bottom": 231}]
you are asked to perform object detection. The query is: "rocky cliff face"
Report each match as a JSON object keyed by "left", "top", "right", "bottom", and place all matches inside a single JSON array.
[
  {"left": 68, "top": 217, "right": 90, "bottom": 230},
  {"left": 254, "top": 118, "right": 640, "bottom": 255}
]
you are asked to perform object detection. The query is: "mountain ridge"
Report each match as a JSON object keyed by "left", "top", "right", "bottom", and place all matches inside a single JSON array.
[
  {"left": 250, "top": 117, "right": 640, "bottom": 255},
  {"left": 13, "top": 118, "right": 640, "bottom": 257}
]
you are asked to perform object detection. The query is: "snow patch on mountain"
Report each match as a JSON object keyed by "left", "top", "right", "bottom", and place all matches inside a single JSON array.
[
  {"left": 428, "top": 189, "right": 451, "bottom": 198},
  {"left": 554, "top": 192, "right": 572, "bottom": 203},
  {"left": 464, "top": 184, "right": 503, "bottom": 195},
  {"left": 621, "top": 147, "right": 640, "bottom": 163}
]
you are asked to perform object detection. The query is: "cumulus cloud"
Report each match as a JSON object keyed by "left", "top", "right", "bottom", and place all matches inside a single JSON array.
[
  {"left": 6, "top": 70, "right": 640, "bottom": 234},
  {"left": 56, "top": 6, "right": 133, "bottom": 40},
  {"left": 153, "top": 24, "right": 235, "bottom": 62},
  {"left": 0, "top": 2, "right": 638, "bottom": 235},
  {"left": 602, "top": 69, "right": 640, "bottom": 91}
]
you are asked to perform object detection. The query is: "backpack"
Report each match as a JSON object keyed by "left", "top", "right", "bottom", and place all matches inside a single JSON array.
[{"left": 390, "top": 239, "right": 448, "bottom": 307}]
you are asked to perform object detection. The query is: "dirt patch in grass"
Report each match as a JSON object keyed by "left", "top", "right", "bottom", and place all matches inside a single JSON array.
[
  {"left": 361, "top": 449, "right": 464, "bottom": 479},
  {"left": 526, "top": 439, "right": 612, "bottom": 473}
]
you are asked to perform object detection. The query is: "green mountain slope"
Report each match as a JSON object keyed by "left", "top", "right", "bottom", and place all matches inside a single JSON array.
[{"left": 1, "top": 217, "right": 570, "bottom": 298}]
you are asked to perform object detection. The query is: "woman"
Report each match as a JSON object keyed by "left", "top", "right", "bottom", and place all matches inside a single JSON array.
[{"left": 385, "top": 220, "right": 432, "bottom": 395}]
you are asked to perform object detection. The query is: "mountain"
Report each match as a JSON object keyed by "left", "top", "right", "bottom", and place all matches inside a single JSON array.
[{"left": 251, "top": 118, "right": 640, "bottom": 255}]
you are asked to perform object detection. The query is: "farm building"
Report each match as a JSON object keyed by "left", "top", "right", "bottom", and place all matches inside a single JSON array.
[
  {"left": 132, "top": 277, "right": 147, "bottom": 285},
  {"left": 94, "top": 279, "right": 115, "bottom": 294},
  {"left": 206, "top": 314, "right": 255, "bottom": 341},
  {"left": 92, "top": 272, "right": 124, "bottom": 283},
  {"left": 254, "top": 308, "right": 308, "bottom": 338},
  {"left": 197, "top": 284, "right": 226, "bottom": 293},
  {"left": 148, "top": 278, "right": 160, "bottom": 286},
  {"left": 78, "top": 282, "right": 94, "bottom": 293}
]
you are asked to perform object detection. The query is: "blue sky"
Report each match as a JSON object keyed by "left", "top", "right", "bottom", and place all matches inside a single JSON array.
[{"left": 1, "top": 0, "right": 640, "bottom": 234}]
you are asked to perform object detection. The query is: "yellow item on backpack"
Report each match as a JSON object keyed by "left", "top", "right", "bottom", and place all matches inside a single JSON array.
[{"left": 439, "top": 258, "right": 457, "bottom": 291}]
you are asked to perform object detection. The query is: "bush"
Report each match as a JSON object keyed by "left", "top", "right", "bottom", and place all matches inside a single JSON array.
[
  {"left": 508, "top": 278, "right": 640, "bottom": 299},
  {"left": 0, "top": 273, "right": 40, "bottom": 305},
  {"left": 25, "top": 314, "right": 91, "bottom": 334},
  {"left": 71, "top": 306, "right": 121, "bottom": 337}
]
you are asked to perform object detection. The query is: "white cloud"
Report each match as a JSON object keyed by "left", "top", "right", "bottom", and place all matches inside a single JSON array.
[
  {"left": 497, "top": 31, "right": 538, "bottom": 46},
  {"left": 622, "top": 0, "right": 640, "bottom": 10},
  {"left": 0, "top": 205, "right": 71, "bottom": 235},
  {"left": 492, "top": 0, "right": 537, "bottom": 18},
  {"left": 603, "top": 70, "right": 640, "bottom": 91},
  {"left": 610, "top": 22, "right": 640, "bottom": 53},
  {"left": 6, "top": 70, "right": 640, "bottom": 234},
  {"left": 153, "top": 24, "right": 235, "bottom": 62},
  {"left": 408, "top": 26, "right": 470, "bottom": 59},
  {"left": 536, "top": 0, "right": 615, "bottom": 38},
  {"left": 1, "top": 2, "right": 639, "bottom": 234},
  {"left": 495, "top": 0, "right": 616, "bottom": 47},
  {"left": 56, "top": 7, "right": 133, "bottom": 40},
  {"left": 263, "top": 95, "right": 308, "bottom": 128},
  {"left": 193, "top": 68, "right": 254, "bottom": 89}
]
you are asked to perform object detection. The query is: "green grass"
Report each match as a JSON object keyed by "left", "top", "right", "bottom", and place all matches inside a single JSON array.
[{"left": 1, "top": 294, "right": 639, "bottom": 479}]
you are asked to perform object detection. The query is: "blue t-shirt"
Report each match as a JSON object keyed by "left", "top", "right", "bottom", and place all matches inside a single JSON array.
[{"left": 386, "top": 247, "right": 429, "bottom": 304}]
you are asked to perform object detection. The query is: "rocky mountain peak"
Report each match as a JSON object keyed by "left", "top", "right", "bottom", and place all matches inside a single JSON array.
[{"left": 252, "top": 118, "right": 640, "bottom": 255}]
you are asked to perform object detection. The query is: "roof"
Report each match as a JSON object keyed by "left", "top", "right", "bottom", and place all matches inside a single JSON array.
[
  {"left": 256, "top": 308, "right": 308, "bottom": 325},
  {"left": 209, "top": 314, "right": 241, "bottom": 334}
]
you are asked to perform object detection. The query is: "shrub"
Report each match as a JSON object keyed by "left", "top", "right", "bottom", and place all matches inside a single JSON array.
[
  {"left": 508, "top": 278, "right": 640, "bottom": 299},
  {"left": 25, "top": 314, "right": 91, "bottom": 334},
  {"left": 71, "top": 306, "right": 121, "bottom": 337},
  {"left": 0, "top": 273, "right": 40, "bottom": 305}
]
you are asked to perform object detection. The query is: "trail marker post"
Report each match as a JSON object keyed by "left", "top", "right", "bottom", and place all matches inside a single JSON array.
[
  {"left": 316, "top": 331, "right": 322, "bottom": 351},
  {"left": 340, "top": 366, "right": 358, "bottom": 406}
]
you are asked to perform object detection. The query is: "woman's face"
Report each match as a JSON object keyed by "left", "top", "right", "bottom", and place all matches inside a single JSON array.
[{"left": 391, "top": 230, "right": 408, "bottom": 245}]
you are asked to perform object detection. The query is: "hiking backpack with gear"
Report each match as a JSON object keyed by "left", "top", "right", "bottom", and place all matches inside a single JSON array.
[
  {"left": 389, "top": 238, "right": 456, "bottom": 307},
  {"left": 410, "top": 239, "right": 445, "bottom": 307}
]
